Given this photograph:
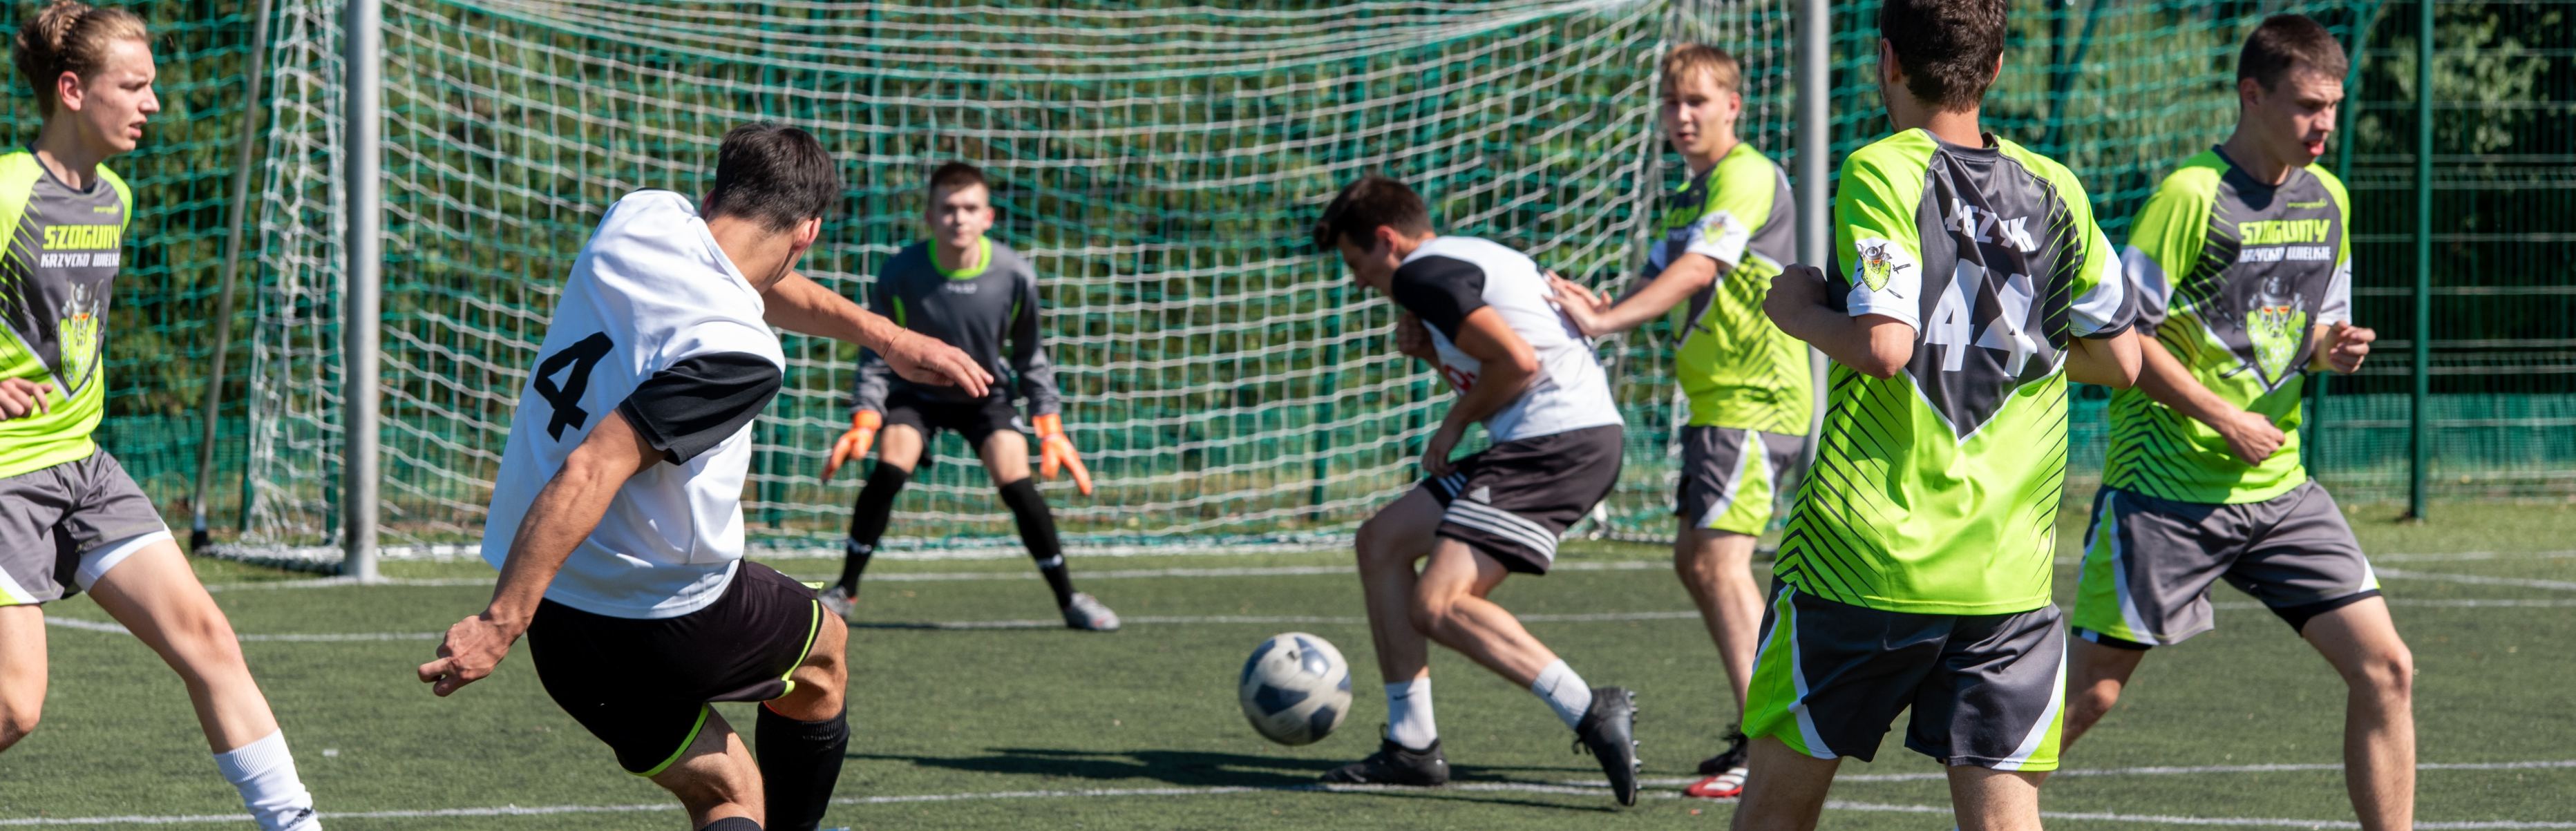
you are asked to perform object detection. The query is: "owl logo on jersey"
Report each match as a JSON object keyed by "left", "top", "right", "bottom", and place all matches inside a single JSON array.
[
  {"left": 2244, "top": 274, "right": 2307, "bottom": 389},
  {"left": 1855, "top": 240, "right": 1909, "bottom": 292},
  {"left": 55, "top": 280, "right": 102, "bottom": 394}
]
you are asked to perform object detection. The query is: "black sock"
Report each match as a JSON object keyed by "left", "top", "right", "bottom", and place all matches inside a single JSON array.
[
  {"left": 755, "top": 707, "right": 849, "bottom": 831},
  {"left": 997, "top": 478, "right": 1075, "bottom": 608},
  {"left": 840, "top": 464, "right": 909, "bottom": 593},
  {"left": 699, "top": 818, "right": 760, "bottom": 831}
]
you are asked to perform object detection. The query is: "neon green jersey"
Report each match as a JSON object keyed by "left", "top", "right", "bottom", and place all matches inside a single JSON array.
[
  {"left": 1776, "top": 130, "right": 2136, "bottom": 614},
  {"left": 0, "top": 151, "right": 133, "bottom": 479},
  {"left": 1650, "top": 142, "right": 1811, "bottom": 433},
  {"left": 2104, "top": 149, "right": 2352, "bottom": 504}
]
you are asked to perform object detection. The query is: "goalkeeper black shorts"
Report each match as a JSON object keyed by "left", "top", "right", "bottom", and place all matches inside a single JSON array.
[{"left": 881, "top": 388, "right": 1028, "bottom": 456}]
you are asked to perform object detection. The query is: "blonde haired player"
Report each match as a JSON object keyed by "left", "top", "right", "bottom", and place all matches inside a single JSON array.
[
  {"left": 0, "top": 3, "right": 320, "bottom": 828},
  {"left": 1550, "top": 43, "right": 1809, "bottom": 799}
]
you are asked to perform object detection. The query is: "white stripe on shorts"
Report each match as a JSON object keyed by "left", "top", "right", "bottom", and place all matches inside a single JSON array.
[
  {"left": 2101, "top": 493, "right": 2161, "bottom": 645},
  {"left": 1444, "top": 501, "right": 1559, "bottom": 558},
  {"left": 1991, "top": 628, "right": 2068, "bottom": 771}
]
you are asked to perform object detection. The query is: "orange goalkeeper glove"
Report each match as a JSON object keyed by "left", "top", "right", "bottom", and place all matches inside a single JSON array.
[
  {"left": 821, "top": 410, "right": 882, "bottom": 481},
  {"left": 1033, "top": 413, "right": 1093, "bottom": 496}
]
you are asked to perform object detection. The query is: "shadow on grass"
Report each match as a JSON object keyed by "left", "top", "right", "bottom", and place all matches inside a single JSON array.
[{"left": 849, "top": 747, "right": 1618, "bottom": 812}]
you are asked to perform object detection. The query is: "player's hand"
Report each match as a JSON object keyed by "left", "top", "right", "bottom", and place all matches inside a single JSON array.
[
  {"left": 1763, "top": 264, "right": 1826, "bottom": 325},
  {"left": 1422, "top": 425, "right": 1464, "bottom": 478},
  {"left": 1548, "top": 272, "right": 1609, "bottom": 312},
  {"left": 882, "top": 332, "right": 993, "bottom": 398},
  {"left": 2318, "top": 322, "right": 2374, "bottom": 374},
  {"left": 1548, "top": 274, "right": 1609, "bottom": 336},
  {"left": 1033, "top": 413, "right": 1093, "bottom": 496},
  {"left": 822, "top": 410, "right": 882, "bottom": 481},
  {"left": 1393, "top": 312, "right": 1437, "bottom": 361},
  {"left": 2214, "top": 408, "right": 2287, "bottom": 466},
  {"left": 0, "top": 379, "right": 53, "bottom": 420},
  {"left": 417, "top": 613, "right": 520, "bottom": 697}
]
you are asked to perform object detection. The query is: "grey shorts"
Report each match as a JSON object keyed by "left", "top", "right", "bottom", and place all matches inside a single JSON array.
[
  {"left": 1420, "top": 424, "right": 1624, "bottom": 575},
  {"left": 2070, "top": 481, "right": 2378, "bottom": 648},
  {"left": 1743, "top": 586, "right": 2067, "bottom": 771},
  {"left": 1676, "top": 426, "right": 1806, "bottom": 535},
  {"left": 0, "top": 450, "right": 173, "bottom": 606}
]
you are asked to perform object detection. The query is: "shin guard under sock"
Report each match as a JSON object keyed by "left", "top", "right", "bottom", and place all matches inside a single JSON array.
[
  {"left": 997, "top": 478, "right": 1074, "bottom": 607},
  {"left": 755, "top": 706, "right": 849, "bottom": 831},
  {"left": 840, "top": 464, "right": 909, "bottom": 593}
]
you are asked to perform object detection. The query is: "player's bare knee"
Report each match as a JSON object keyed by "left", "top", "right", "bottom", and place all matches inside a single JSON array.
[
  {"left": 0, "top": 700, "right": 38, "bottom": 750},
  {"left": 2067, "top": 682, "right": 2121, "bottom": 728},
  {"left": 1406, "top": 587, "right": 1464, "bottom": 636},
  {"left": 2349, "top": 643, "right": 2414, "bottom": 700},
  {"left": 160, "top": 605, "right": 252, "bottom": 680},
  {"left": 1354, "top": 516, "right": 1408, "bottom": 571}
]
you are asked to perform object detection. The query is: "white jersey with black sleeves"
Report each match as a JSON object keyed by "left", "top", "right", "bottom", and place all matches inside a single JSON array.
[
  {"left": 1391, "top": 236, "right": 1622, "bottom": 442},
  {"left": 483, "top": 190, "right": 788, "bottom": 619}
]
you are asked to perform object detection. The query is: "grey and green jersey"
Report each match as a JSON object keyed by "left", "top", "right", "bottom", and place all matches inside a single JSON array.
[
  {"left": 0, "top": 151, "right": 133, "bottom": 480},
  {"left": 1776, "top": 130, "right": 2136, "bottom": 615},
  {"left": 1649, "top": 142, "right": 1812, "bottom": 434},
  {"left": 852, "top": 237, "right": 1061, "bottom": 415},
  {"left": 2104, "top": 149, "right": 2352, "bottom": 504}
]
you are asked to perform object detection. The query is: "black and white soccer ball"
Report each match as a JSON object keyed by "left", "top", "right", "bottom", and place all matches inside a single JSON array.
[{"left": 1237, "top": 631, "right": 1352, "bottom": 746}]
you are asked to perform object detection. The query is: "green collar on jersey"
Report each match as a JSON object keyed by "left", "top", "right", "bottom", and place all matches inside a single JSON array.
[{"left": 934, "top": 237, "right": 993, "bottom": 280}]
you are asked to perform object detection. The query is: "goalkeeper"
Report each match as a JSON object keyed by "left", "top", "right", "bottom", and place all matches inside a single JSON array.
[{"left": 819, "top": 162, "right": 1118, "bottom": 631}]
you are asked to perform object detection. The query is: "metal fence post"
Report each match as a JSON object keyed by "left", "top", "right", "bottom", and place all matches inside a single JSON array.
[
  {"left": 343, "top": 0, "right": 383, "bottom": 579},
  {"left": 2409, "top": 0, "right": 2431, "bottom": 520}
]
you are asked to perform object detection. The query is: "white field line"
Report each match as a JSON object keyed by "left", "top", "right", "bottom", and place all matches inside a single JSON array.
[
  {"left": 195, "top": 551, "right": 2569, "bottom": 593},
  {"left": 46, "top": 595, "right": 2576, "bottom": 642},
  {"left": 2373, "top": 568, "right": 2576, "bottom": 592},
  {"left": 8, "top": 769, "right": 2576, "bottom": 828},
  {"left": 1636, "top": 758, "right": 2576, "bottom": 786}
]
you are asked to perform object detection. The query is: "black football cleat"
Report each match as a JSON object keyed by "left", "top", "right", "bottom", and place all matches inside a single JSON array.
[
  {"left": 1572, "top": 687, "right": 1642, "bottom": 806},
  {"left": 1322, "top": 736, "right": 1450, "bottom": 786}
]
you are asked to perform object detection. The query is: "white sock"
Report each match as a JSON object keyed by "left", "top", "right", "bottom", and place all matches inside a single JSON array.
[
  {"left": 212, "top": 730, "right": 321, "bottom": 831},
  {"left": 1531, "top": 660, "right": 1594, "bottom": 730},
  {"left": 1384, "top": 677, "right": 1438, "bottom": 751}
]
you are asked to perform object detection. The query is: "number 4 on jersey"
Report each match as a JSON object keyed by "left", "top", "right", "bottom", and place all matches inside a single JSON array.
[
  {"left": 533, "top": 332, "right": 614, "bottom": 439},
  {"left": 1923, "top": 260, "right": 2037, "bottom": 376}
]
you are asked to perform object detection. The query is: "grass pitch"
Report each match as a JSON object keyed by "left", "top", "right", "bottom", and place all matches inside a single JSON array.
[{"left": 6, "top": 499, "right": 2573, "bottom": 829}]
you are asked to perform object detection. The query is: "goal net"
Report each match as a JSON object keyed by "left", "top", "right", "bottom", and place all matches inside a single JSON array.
[{"left": 232, "top": 0, "right": 1810, "bottom": 562}]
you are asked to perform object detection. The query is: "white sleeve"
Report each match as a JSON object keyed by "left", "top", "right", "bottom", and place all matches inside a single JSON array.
[
  {"left": 2318, "top": 259, "right": 2354, "bottom": 325},
  {"left": 2070, "top": 227, "right": 2133, "bottom": 337},
  {"left": 1844, "top": 236, "right": 1925, "bottom": 329},
  {"left": 1681, "top": 209, "right": 1752, "bottom": 269}
]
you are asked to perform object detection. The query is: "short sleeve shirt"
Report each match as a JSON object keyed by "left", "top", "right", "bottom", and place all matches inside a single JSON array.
[{"left": 1651, "top": 142, "right": 1812, "bottom": 434}]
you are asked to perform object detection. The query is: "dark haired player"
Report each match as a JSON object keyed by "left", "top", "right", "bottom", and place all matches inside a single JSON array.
[
  {"left": 1735, "top": 0, "right": 2141, "bottom": 827},
  {"left": 1311, "top": 175, "right": 1642, "bottom": 806},
  {"left": 419, "top": 124, "right": 990, "bottom": 831},
  {"left": 817, "top": 161, "right": 1117, "bottom": 631},
  {"left": 2065, "top": 15, "right": 2411, "bottom": 829}
]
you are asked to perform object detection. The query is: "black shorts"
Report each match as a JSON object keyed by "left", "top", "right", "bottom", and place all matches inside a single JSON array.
[
  {"left": 526, "top": 561, "right": 824, "bottom": 775},
  {"left": 881, "top": 388, "right": 1027, "bottom": 457},
  {"left": 1421, "top": 423, "right": 1624, "bottom": 575}
]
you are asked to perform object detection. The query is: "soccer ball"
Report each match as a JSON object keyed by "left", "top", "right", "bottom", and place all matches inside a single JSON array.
[{"left": 1237, "top": 632, "right": 1352, "bottom": 745}]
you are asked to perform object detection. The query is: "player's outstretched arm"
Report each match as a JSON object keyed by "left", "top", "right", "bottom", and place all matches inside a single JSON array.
[
  {"left": 2134, "top": 334, "right": 2284, "bottom": 466},
  {"left": 1421, "top": 308, "right": 1538, "bottom": 477},
  {"left": 764, "top": 271, "right": 992, "bottom": 397},
  {"left": 1548, "top": 256, "right": 1719, "bottom": 338},
  {"left": 1763, "top": 264, "right": 1913, "bottom": 378},
  {"left": 2065, "top": 328, "right": 2142, "bottom": 389},
  {"left": 418, "top": 409, "right": 658, "bottom": 697}
]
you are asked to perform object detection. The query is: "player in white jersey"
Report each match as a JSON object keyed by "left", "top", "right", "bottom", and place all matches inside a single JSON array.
[
  {"left": 417, "top": 124, "right": 991, "bottom": 831},
  {"left": 1309, "top": 175, "right": 1643, "bottom": 805}
]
